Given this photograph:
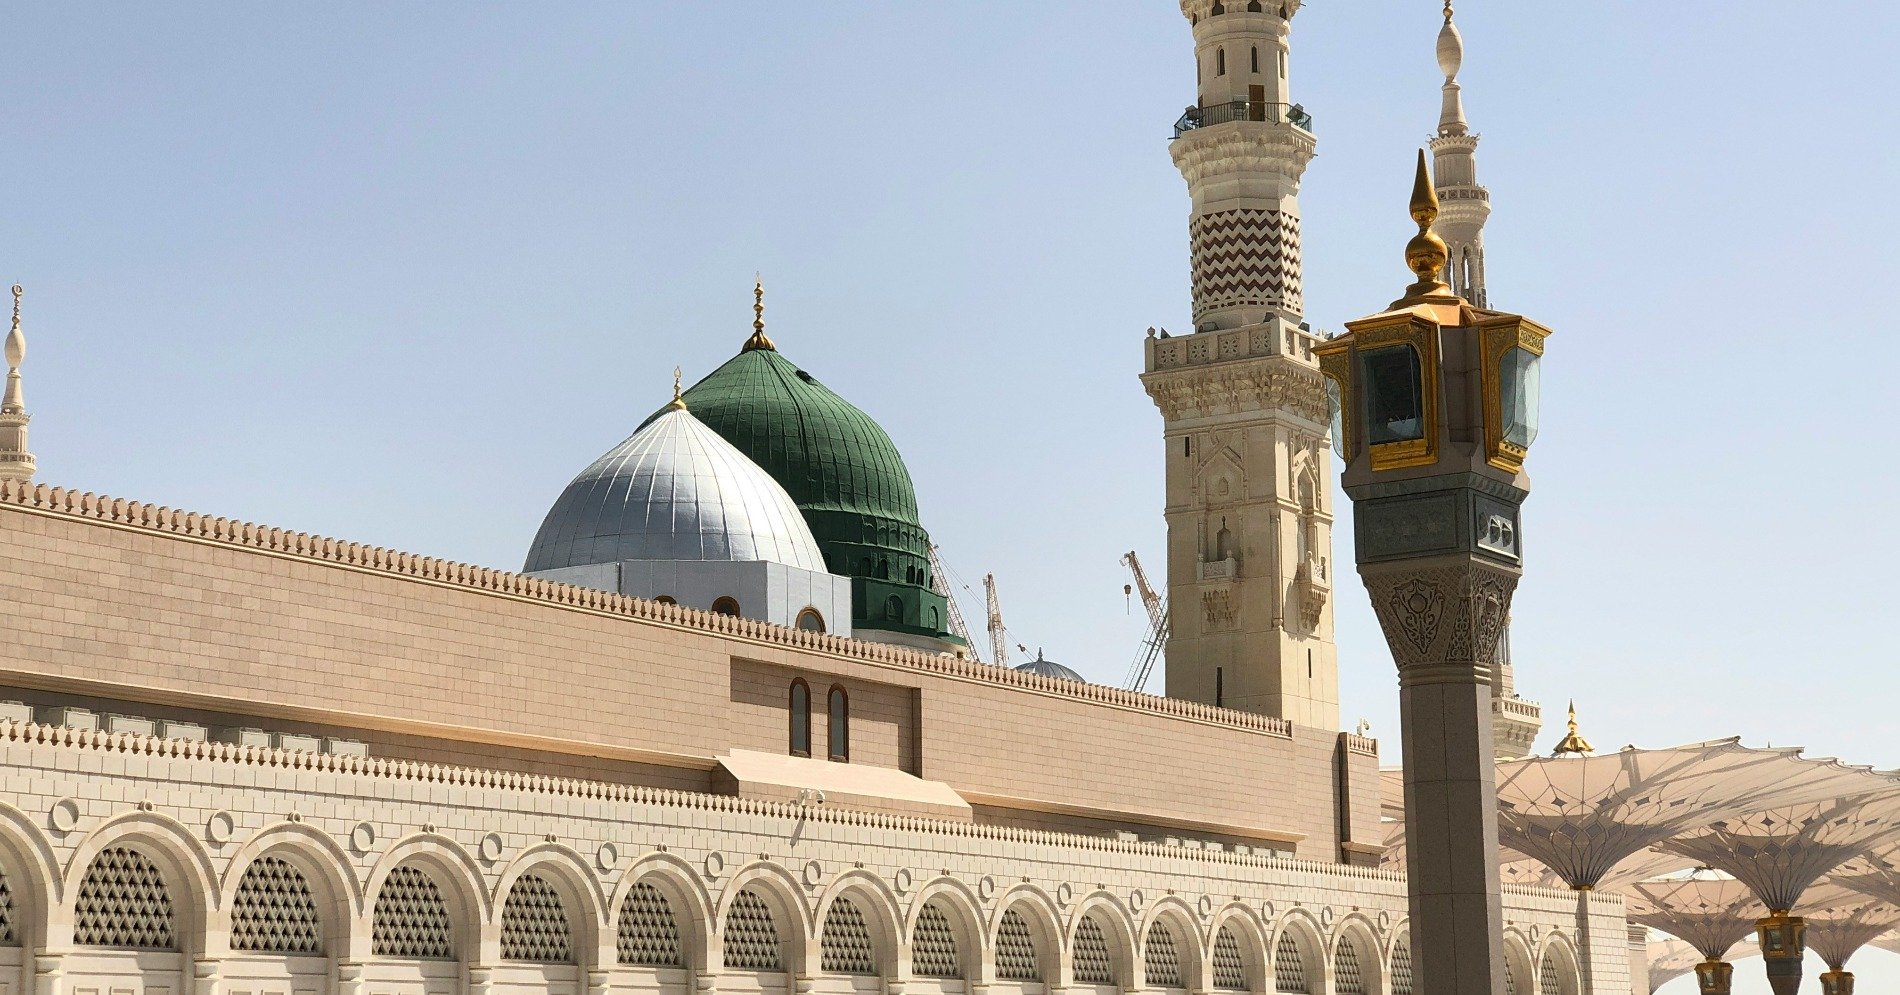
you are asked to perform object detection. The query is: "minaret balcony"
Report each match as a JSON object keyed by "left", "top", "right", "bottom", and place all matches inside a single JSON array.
[{"left": 1173, "top": 99, "right": 1314, "bottom": 139}]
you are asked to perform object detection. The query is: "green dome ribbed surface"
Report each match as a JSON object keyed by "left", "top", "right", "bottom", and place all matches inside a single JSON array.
[{"left": 681, "top": 349, "right": 921, "bottom": 532}]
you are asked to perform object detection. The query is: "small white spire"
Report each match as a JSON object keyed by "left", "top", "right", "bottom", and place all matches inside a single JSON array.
[
  {"left": 0, "top": 284, "right": 37, "bottom": 482},
  {"left": 1436, "top": 4, "right": 1469, "bottom": 137}
]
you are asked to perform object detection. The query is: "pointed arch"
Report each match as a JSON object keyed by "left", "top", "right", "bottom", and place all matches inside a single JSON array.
[
  {"left": 1138, "top": 896, "right": 1205, "bottom": 991},
  {"left": 815, "top": 869, "right": 901, "bottom": 977},
  {"left": 1502, "top": 928, "right": 1536, "bottom": 995},
  {"left": 1534, "top": 931, "right": 1580, "bottom": 995},
  {"left": 493, "top": 843, "right": 606, "bottom": 966},
  {"left": 716, "top": 861, "right": 812, "bottom": 975},
  {"left": 989, "top": 884, "right": 1062, "bottom": 984},
  {"left": 61, "top": 810, "right": 218, "bottom": 957},
  {"left": 217, "top": 821, "right": 361, "bottom": 959},
  {"left": 1206, "top": 902, "right": 1269, "bottom": 993},
  {"left": 612, "top": 851, "right": 714, "bottom": 972},
  {"left": 905, "top": 876, "right": 983, "bottom": 983},
  {"left": 1268, "top": 910, "right": 1324, "bottom": 994},
  {"left": 362, "top": 832, "right": 489, "bottom": 963},
  {"left": 0, "top": 800, "right": 61, "bottom": 952},
  {"left": 1331, "top": 915, "right": 1381, "bottom": 995},
  {"left": 1068, "top": 890, "right": 1137, "bottom": 988}
]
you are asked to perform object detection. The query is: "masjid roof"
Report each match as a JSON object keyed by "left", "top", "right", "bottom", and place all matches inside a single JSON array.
[
  {"left": 1014, "top": 649, "right": 1086, "bottom": 683},
  {"left": 1795, "top": 880, "right": 1900, "bottom": 971},
  {"left": 1625, "top": 876, "right": 1768, "bottom": 960},
  {"left": 1658, "top": 779, "right": 1900, "bottom": 913},
  {"left": 1492, "top": 738, "right": 1883, "bottom": 889},
  {"left": 524, "top": 400, "right": 828, "bottom": 574},
  {"left": 1645, "top": 937, "right": 1756, "bottom": 993}
]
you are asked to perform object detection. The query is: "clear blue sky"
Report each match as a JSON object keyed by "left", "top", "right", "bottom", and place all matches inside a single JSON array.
[{"left": 7, "top": 4, "right": 1898, "bottom": 990}]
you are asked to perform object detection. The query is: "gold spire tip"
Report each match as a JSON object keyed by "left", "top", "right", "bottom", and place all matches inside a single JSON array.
[
  {"left": 1399, "top": 150, "right": 1454, "bottom": 302},
  {"left": 1553, "top": 699, "right": 1597, "bottom": 756},
  {"left": 742, "top": 273, "right": 777, "bottom": 352},
  {"left": 667, "top": 366, "right": 687, "bottom": 411}
]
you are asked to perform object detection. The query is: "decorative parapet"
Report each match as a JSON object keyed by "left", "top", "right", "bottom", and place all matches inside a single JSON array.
[
  {"left": 1341, "top": 733, "right": 1378, "bottom": 757},
  {"left": 0, "top": 479, "right": 1315, "bottom": 741},
  {"left": 0, "top": 717, "right": 1399, "bottom": 879}
]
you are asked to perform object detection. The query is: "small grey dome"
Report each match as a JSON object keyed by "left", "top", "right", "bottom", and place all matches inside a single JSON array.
[
  {"left": 525, "top": 406, "right": 828, "bottom": 573},
  {"left": 1013, "top": 650, "right": 1085, "bottom": 684}
]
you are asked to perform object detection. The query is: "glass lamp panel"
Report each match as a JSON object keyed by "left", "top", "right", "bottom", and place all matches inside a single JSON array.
[
  {"left": 1500, "top": 346, "right": 1541, "bottom": 448},
  {"left": 1326, "top": 377, "right": 1345, "bottom": 457},
  {"left": 1361, "top": 345, "right": 1425, "bottom": 445}
]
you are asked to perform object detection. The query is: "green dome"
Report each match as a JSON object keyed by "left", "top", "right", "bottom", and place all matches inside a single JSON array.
[{"left": 676, "top": 345, "right": 958, "bottom": 645}]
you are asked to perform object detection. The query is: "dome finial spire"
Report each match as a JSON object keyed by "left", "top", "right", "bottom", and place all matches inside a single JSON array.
[
  {"left": 1399, "top": 150, "right": 1455, "bottom": 303},
  {"left": 1552, "top": 700, "right": 1596, "bottom": 756},
  {"left": 0, "top": 284, "right": 36, "bottom": 482},
  {"left": 667, "top": 366, "right": 687, "bottom": 411},
  {"left": 743, "top": 273, "right": 776, "bottom": 352}
]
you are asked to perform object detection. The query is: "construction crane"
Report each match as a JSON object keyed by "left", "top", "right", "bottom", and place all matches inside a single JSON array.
[
  {"left": 927, "top": 544, "right": 981, "bottom": 661},
  {"left": 984, "top": 573, "right": 1010, "bottom": 668},
  {"left": 1121, "top": 551, "right": 1169, "bottom": 692}
]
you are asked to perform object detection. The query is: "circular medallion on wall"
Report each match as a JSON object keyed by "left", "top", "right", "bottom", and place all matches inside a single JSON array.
[
  {"left": 48, "top": 798, "right": 80, "bottom": 834},
  {"left": 893, "top": 868, "right": 913, "bottom": 895},
  {"left": 803, "top": 860, "right": 824, "bottom": 888},
  {"left": 1197, "top": 895, "right": 1215, "bottom": 918},
  {"left": 1377, "top": 911, "right": 1391, "bottom": 932},
  {"left": 978, "top": 876, "right": 996, "bottom": 901},
  {"left": 704, "top": 851, "right": 726, "bottom": 879},
  {"left": 1129, "top": 889, "right": 1146, "bottom": 912},
  {"left": 1056, "top": 882, "right": 1074, "bottom": 908},
  {"left": 597, "top": 842, "right": 619, "bottom": 873},
  {"left": 205, "top": 811, "right": 235, "bottom": 845},
  {"left": 1261, "top": 900, "right": 1276, "bottom": 921},
  {"left": 1529, "top": 925, "right": 1541, "bottom": 944},
  {"left": 1321, "top": 907, "right": 1335, "bottom": 928},
  {"left": 350, "top": 822, "right": 377, "bottom": 854},
  {"left": 479, "top": 832, "right": 505, "bottom": 863}
]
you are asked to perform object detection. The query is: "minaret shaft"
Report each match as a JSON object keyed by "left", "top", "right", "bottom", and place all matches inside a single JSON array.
[
  {"left": 1142, "top": 0, "right": 1338, "bottom": 731},
  {"left": 0, "top": 285, "right": 36, "bottom": 484},
  {"left": 1430, "top": 9, "right": 1492, "bottom": 310}
]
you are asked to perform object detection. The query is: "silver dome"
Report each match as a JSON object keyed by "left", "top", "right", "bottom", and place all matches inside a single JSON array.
[
  {"left": 525, "top": 406, "right": 828, "bottom": 573},
  {"left": 1013, "top": 650, "right": 1085, "bottom": 684}
]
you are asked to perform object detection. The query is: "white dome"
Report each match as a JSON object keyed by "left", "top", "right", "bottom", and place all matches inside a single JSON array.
[{"left": 525, "top": 406, "right": 829, "bottom": 573}]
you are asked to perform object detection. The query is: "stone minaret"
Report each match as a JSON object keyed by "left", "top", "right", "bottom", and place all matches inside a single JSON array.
[
  {"left": 1430, "top": 3, "right": 1491, "bottom": 308},
  {"left": 0, "top": 286, "right": 36, "bottom": 483},
  {"left": 1141, "top": 0, "right": 1338, "bottom": 730}
]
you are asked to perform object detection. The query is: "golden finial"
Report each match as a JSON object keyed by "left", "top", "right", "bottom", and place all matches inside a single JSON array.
[
  {"left": 1398, "top": 149, "right": 1455, "bottom": 303},
  {"left": 5, "top": 285, "right": 23, "bottom": 371},
  {"left": 742, "top": 273, "right": 776, "bottom": 352},
  {"left": 1443, "top": 0, "right": 1454, "bottom": 22},
  {"left": 1552, "top": 700, "right": 1597, "bottom": 756},
  {"left": 666, "top": 366, "right": 687, "bottom": 411}
]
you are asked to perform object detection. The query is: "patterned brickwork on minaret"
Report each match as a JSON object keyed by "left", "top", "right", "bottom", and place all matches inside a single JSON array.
[{"left": 1142, "top": 0, "right": 1338, "bottom": 730}]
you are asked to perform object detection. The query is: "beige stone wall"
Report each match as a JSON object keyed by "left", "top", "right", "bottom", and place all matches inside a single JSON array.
[
  {"left": 728, "top": 661, "right": 916, "bottom": 773},
  {"left": 0, "top": 483, "right": 1372, "bottom": 855}
]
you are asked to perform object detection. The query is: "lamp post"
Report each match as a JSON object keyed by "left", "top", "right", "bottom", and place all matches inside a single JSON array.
[{"left": 1316, "top": 151, "right": 1550, "bottom": 995}]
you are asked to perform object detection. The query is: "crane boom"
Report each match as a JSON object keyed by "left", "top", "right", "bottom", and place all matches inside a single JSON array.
[
  {"left": 928, "top": 545, "right": 979, "bottom": 661},
  {"left": 1121, "top": 551, "right": 1169, "bottom": 692},
  {"left": 984, "top": 573, "right": 1010, "bottom": 668}
]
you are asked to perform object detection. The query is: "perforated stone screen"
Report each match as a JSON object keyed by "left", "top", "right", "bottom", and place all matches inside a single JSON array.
[
  {"left": 821, "top": 897, "right": 876, "bottom": 975},
  {"left": 618, "top": 882, "right": 683, "bottom": 967},
  {"left": 0, "top": 873, "right": 16, "bottom": 946},
  {"left": 1540, "top": 957, "right": 1561, "bottom": 995},
  {"left": 230, "top": 855, "right": 321, "bottom": 954},
  {"left": 1391, "top": 936, "right": 1414, "bottom": 995},
  {"left": 911, "top": 902, "right": 959, "bottom": 979},
  {"left": 75, "top": 846, "right": 176, "bottom": 950},
  {"left": 372, "top": 864, "right": 454, "bottom": 959},
  {"left": 995, "top": 908, "right": 1040, "bottom": 981},
  {"left": 724, "top": 889, "right": 782, "bottom": 971},
  {"left": 1334, "top": 937, "right": 1364, "bottom": 995},
  {"left": 1145, "top": 922, "right": 1182, "bottom": 987},
  {"left": 1074, "top": 914, "right": 1116, "bottom": 985},
  {"left": 501, "top": 873, "right": 573, "bottom": 963},
  {"left": 1274, "top": 932, "right": 1308, "bottom": 994},
  {"left": 1212, "top": 927, "right": 1247, "bottom": 990}
]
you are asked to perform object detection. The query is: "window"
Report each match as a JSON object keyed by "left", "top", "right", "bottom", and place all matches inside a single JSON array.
[
  {"left": 827, "top": 686, "right": 849, "bottom": 761},
  {"left": 1184, "top": 436, "right": 1192, "bottom": 457},
  {"left": 711, "top": 596, "right": 741, "bottom": 617},
  {"left": 1216, "top": 667, "right": 1224, "bottom": 708},
  {"left": 790, "top": 680, "right": 811, "bottom": 757},
  {"left": 859, "top": 557, "right": 873, "bottom": 576},
  {"left": 796, "top": 608, "right": 826, "bottom": 633},
  {"left": 1361, "top": 344, "right": 1425, "bottom": 445},
  {"left": 1217, "top": 48, "right": 1226, "bottom": 75},
  {"left": 876, "top": 558, "right": 890, "bottom": 579},
  {"left": 884, "top": 594, "right": 904, "bottom": 622},
  {"left": 1279, "top": 49, "right": 1288, "bottom": 78},
  {"left": 1251, "top": 47, "right": 1260, "bottom": 73},
  {"left": 927, "top": 606, "right": 940, "bottom": 630}
]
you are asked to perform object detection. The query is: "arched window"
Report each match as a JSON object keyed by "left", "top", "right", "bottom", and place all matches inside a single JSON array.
[
  {"left": 617, "top": 881, "right": 683, "bottom": 967},
  {"left": 876, "top": 558, "right": 890, "bottom": 579},
  {"left": 796, "top": 608, "right": 825, "bottom": 633},
  {"left": 1217, "top": 48, "right": 1227, "bottom": 75},
  {"left": 1074, "top": 914, "right": 1116, "bottom": 984},
  {"left": 912, "top": 902, "right": 960, "bottom": 978},
  {"left": 1390, "top": 935, "right": 1414, "bottom": 995},
  {"left": 1212, "top": 927, "right": 1247, "bottom": 990},
  {"left": 501, "top": 873, "right": 574, "bottom": 963},
  {"left": 820, "top": 897, "right": 877, "bottom": 975},
  {"left": 711, "top": 597, "right": 740, "bottom": 617},
  {"left": 828, "top": 685, "right": 849, "bottom": 762},
  {"left": 859, "top": 557, "right": 873, "bottom": 576},
  {"left": 373, "top": 864, "right": 454, "bottom": 959},
  {"left": 1248, "top": 0, "right": 1263, "bottom": 10},
  {"left": 927, "top": 606, "right": 941, "bottom": 630},
  {"left": 883, "top": 595, "right": 904, "bottom": 622},
  {"left": 655, "top": 595, "right": 677, "bottom": 605},
  {"left": 1251, "top": 47, "right": 1260, "bottom": 74},
  {"left": 1215, "top": 522, "right": 1234, "bottom": 561},
  {"left": 1145, "top": 921, "right": 1183, "bottom": 987},
  {"left": 723, "top": 889, "right": 782, "bottom": 971},
  {"left": 789, "top": 680, "right": 812, "bottom": 757},
  {"left": 995, "top": 908, "right": 1040, "bottom": 981},
  {"left": 231, "top": 855, "right": 322, "bottom": 954},
  {"left": 1274, "top": 932, "right": 1308, "bottom": 993},
  {"left": 75, "top": 846, "right": 176, "bottom": 949},
  {"left": 1333, "top": 934, "right": 1365, "bottom": 995}
]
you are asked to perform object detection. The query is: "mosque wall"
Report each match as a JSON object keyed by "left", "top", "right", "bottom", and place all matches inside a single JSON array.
[
  {"left": 0, "top": 719, "right": 1620, "bottom": 995},
  {"left": 0, "top": 484, "right": 1381, "bottom": 859}
]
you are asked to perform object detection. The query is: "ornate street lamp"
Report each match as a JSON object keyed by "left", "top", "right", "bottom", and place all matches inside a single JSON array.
[{"left": 1315, "top": 151, "right": 1550, "bottom": 994}]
